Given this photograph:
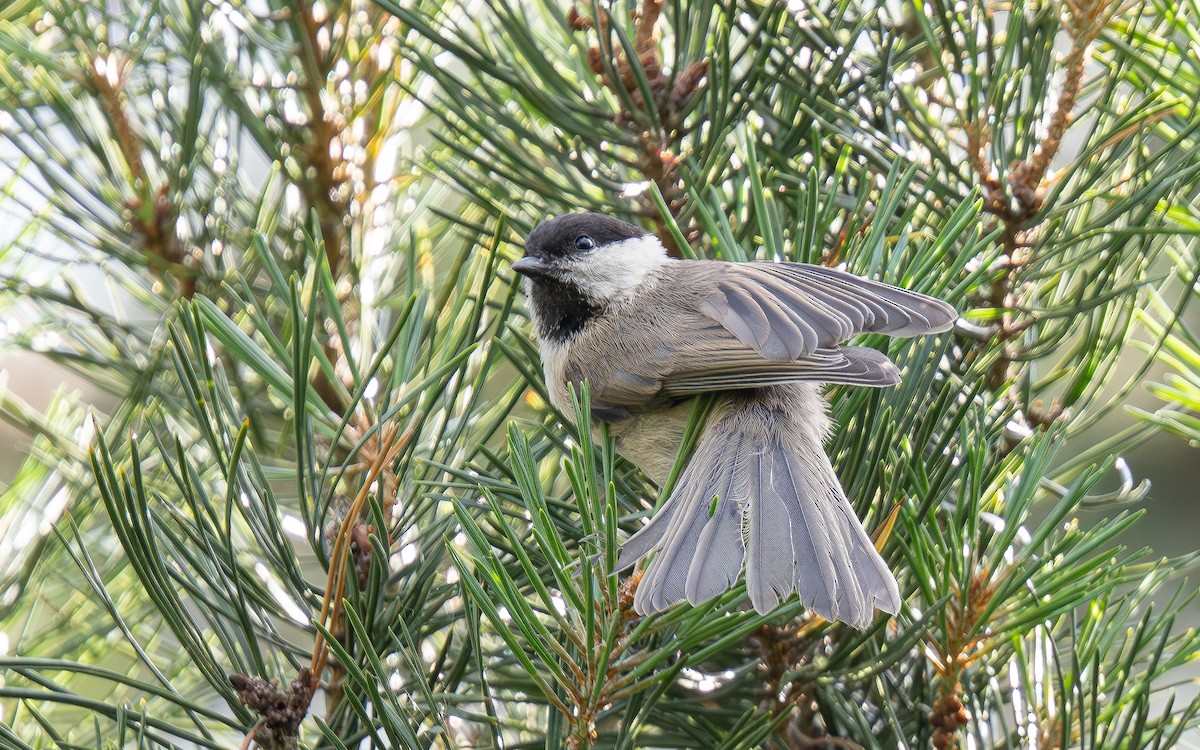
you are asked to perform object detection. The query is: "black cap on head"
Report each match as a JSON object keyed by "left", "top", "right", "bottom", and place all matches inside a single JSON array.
[{"left": 523, "top": 213, "right": 648, "bottom": 261}]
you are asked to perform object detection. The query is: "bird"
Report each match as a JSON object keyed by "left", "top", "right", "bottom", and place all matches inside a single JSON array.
[{"left": 512, "top": 212, "right": 957, "bottom": 629}]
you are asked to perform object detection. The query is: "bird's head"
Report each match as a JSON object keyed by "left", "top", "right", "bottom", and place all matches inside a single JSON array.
[{"left": 514, "top": 213, "right": 668, "bottom": 307}]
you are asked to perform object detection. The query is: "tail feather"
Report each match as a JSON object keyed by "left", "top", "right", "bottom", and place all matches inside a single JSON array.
[
  {"left": 635, "top": 479, "right": 708, "bottom": 613},
  {"left": 616, "top": 493, "right": 679, "bottom": 569},
  {"left": 622, "top": 403, "right": 901, "bottom": 629},
  {"left": 765, "top": 444, "right": 844, "bottom": 621},
  {"left": 630, "top": 432, "right": 752, "bottom": 613},
  {"left": 831, "top": 486, "right": 901, "bottom": 612},
  {"left": 746, "top": 448, "right": 800, "bottom": 613},
  {"left": 684, "top": 438, "right": 753, "bottom": 605}
]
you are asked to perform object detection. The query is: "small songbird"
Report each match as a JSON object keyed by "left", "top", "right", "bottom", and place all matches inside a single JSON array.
[{"left": 513, "top": 213, "right": 956, "bottom": 629}]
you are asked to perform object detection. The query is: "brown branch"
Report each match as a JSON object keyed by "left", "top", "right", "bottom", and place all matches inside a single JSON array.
[
  {"left": 291, "top": 0, "right": 349, "bottom": 281},
  {"left": 284, "top": 6, "right": 398, "bottom": 417},
  {"left": 287, "top": 4, "right": 408, "bottom": 728},
  {"left": 284, "top": 0, "right": 365, "bottom": 414},
  {"left": 90, "top": 58, "right": 144, "bottom": 184},
  {"left": 570, "top": 0, "right": 708, "bottom": 257},
  {"left": 751, "top": 621, "right": 832, "bottom": 747},
  {"left": 966, "top": 0, "right": 1117, "bottom": 392},
  {"left": 1016, "top": 0, "right": 1121, "bottom": 191},
  {"left": 924, "top": 568, "right": 999, "bottom": 749},
  {"left": 90, "top": 57, "right": 196, "bottom": 299}
]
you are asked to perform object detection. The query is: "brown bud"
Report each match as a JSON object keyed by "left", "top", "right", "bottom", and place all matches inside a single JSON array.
[
  {"left": 585, "top": 46, "right": 605, "bottom": 75},
  {"left": 638, "top": 50, "right": 663, "bottom": 83},
  {"left": 932, "top": 728, "right": 956, "bottom": 749},
  {"left": 670, "top": 60, "right": 709, "bottom": 111},
  {"left": 618, "top": 569, "right": 642, "bottom": 616},
  {"left": 566, "top": 6, "right": 593, "bottom": 31}
]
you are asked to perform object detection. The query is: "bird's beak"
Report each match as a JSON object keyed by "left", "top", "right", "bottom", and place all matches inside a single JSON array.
[{"left": 512, "top": 256, "right": 549, "bottom": 278}]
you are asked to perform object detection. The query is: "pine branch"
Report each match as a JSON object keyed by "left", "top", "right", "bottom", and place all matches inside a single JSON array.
[
  {"left": 2, "top": 0, "right": 1199, "bottom": 747},
  {"left": 966, "top": 0, "right": 1125, "bottom": 392}
]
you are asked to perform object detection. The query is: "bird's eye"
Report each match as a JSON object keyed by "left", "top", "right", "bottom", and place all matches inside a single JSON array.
[{"left": 574, "top": 234, "right": 596, "bottom": 251}]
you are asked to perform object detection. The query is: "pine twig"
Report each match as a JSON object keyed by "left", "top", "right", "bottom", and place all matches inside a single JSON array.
[
  {"left": 967, "top": 0, "right": 1121, "bottom": 392},
  {"left": 926, "top": 568, "right": 1000, "bottom": 749},
  {"left": 569, "top": 0, "right": 708, "bottom": 256},
  {"left": 310, "top": 419, "right": 412, "bottom": 708},
  {"left": 89, "top": 54, "right": 196, "bottom": 298}
]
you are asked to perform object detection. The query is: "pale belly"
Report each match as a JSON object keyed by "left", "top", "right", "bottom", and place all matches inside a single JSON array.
[{"left": 605, "top": 400, "right": 697, "bottom": 485}]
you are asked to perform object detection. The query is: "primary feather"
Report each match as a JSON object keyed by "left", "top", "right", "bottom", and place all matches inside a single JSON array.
[{"left": 700, "top": 262, "right": 957, "bottom": 360}]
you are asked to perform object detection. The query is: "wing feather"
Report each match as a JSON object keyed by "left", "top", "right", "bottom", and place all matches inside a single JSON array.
[
  {"left": 702, "top": 262, "right": 957, "bottom": 359},
  {"left": 662, "top": 346, "right": 900, "bottom": 395}
]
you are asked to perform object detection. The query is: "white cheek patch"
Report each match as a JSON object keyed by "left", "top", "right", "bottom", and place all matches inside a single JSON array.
[{"left": 570, "top": 235, "right": 669, "bottom": 304}]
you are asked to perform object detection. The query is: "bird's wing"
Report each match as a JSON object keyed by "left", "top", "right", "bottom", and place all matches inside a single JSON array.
[
  {"left": 568, "top": 324, "right": 899, "bottom": 410},
  {"left": 698, "top": 262, "right": 958, "bottom": 361},
  {"left": 563, "top": 261, "right": 954, "bottom": 410}
]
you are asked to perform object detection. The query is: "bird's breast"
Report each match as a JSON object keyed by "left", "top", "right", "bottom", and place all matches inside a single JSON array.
[{"left": 537, "top": 338, "right": 575, "bottom": 417}]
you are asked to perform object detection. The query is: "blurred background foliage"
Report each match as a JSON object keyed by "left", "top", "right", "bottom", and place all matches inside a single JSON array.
[{"left": 1, "top": 0, "right": 1199, "bottom": 747}]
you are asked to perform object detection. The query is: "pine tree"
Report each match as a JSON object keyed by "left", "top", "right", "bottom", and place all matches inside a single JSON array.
[{"left": 1, "top": 0, "right": 1199, "bottom": 747}]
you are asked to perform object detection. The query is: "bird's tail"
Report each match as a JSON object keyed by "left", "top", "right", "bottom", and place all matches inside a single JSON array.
[{"left": 618, "top": 387, "right": 901, "bottom": 629}]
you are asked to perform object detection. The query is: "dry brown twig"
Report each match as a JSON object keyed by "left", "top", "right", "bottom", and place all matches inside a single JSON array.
[
  {"left": 310, "top": 418, "right": 412, "bottom": 703},
  {"left": 226, "top": 419, "right": 408, "bottom": 745}
]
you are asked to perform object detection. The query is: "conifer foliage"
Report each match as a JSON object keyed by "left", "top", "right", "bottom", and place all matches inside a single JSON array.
[{"left": 1, "top": 0, "right": 1199, "bottom": 747}]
